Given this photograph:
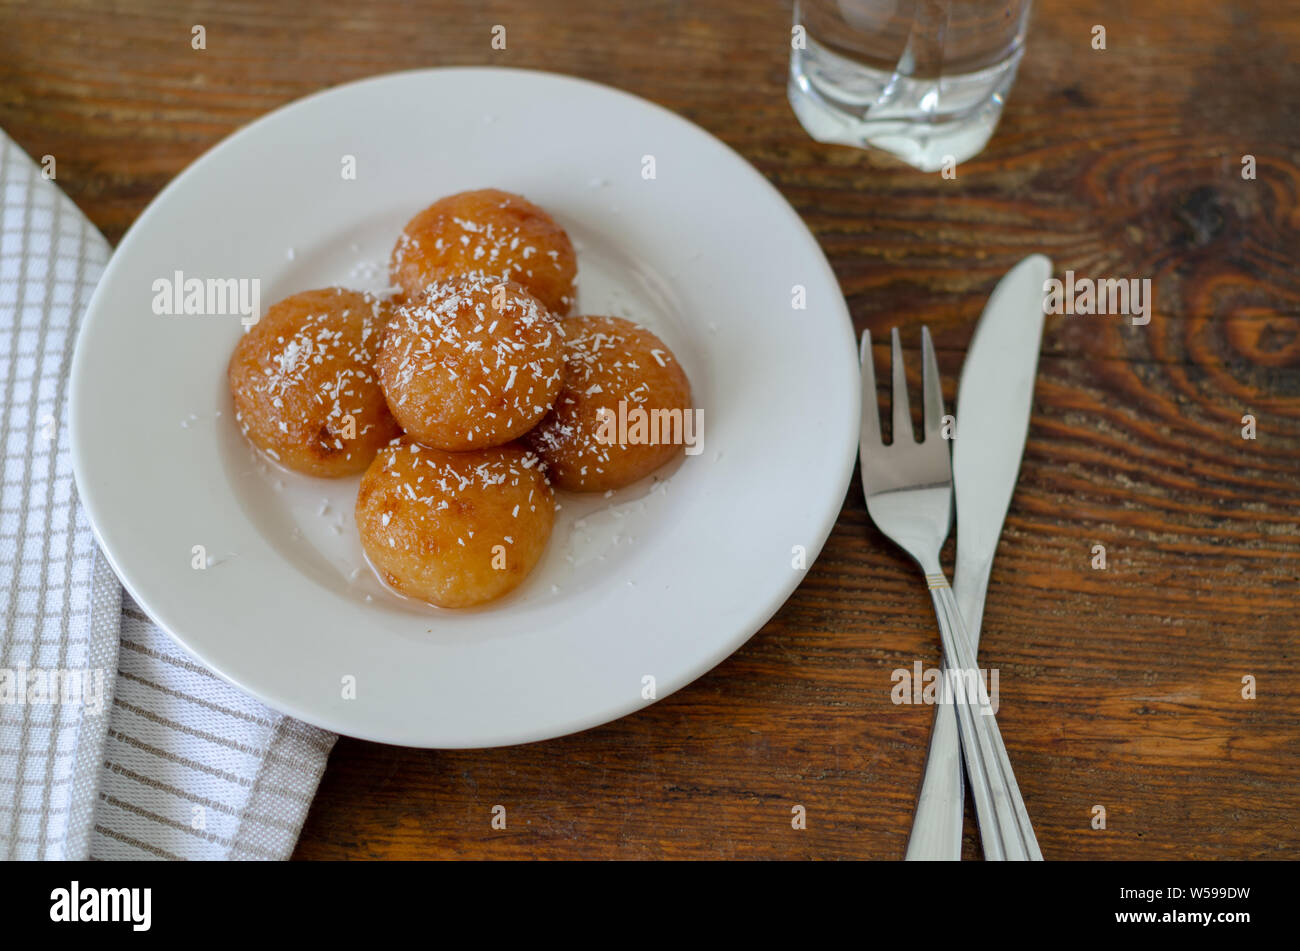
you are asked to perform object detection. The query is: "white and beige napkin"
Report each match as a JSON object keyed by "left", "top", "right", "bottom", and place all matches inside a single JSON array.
[{"left": 0, "top": 129, "right": 336, "bottom": 861}]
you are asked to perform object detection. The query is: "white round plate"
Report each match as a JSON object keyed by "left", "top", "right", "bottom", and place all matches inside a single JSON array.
[{"left": 70, "top": 68, "right": 859, "bottom": 747}]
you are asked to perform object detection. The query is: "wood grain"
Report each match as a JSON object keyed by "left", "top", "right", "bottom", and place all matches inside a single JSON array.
[{"left": 2, "top": 0, "right": 1296, "bottom": 859}]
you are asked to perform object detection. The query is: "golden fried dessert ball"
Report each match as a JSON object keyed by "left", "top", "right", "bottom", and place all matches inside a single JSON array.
[
  {"left": 356, "top": 437, "right": 555, "bottom": 608},
  {"left": 376, "top": 275, "right": 565, "bottom": 451},
  {"left": 228, "top": 287, "right": 401, "bottom": 477},
  {"left": 390, "top": 188, "right": 577, "bottom": 314},
  {"left": 525, "top": 316, "right": 693, "bottom": 492}
]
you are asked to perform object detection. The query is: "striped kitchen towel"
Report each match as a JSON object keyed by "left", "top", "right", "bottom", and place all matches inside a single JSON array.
[{"left": 0, "top": 129, "right": 336, "bottom": 861}]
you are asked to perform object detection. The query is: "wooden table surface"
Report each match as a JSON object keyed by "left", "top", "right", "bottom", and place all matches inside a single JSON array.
[{"left": 4, "top": 0, "right": 1296, "bottom": 860}]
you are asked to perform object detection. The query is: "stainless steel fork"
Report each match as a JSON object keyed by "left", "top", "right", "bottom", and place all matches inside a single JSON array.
[{"left": 859, "top": 327, "right": 1042, "bottom": 861}]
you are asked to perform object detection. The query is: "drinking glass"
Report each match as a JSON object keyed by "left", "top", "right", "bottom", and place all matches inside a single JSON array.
[{"left": 789, "top": 0, "right": 1034, "bottom": 171}]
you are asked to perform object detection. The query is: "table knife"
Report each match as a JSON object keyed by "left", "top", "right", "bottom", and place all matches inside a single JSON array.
[{"left": 904, "top": 254, "right": 1051, "bottom": 860}]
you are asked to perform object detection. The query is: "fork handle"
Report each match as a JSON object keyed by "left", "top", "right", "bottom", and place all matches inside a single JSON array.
[{"left": 924, "top": 571, "right": 1042, "bottom": 860}]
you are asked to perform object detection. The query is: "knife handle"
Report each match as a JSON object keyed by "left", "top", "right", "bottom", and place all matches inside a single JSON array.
[
  {"left": 905, "top": 699, "right": 966, "bottom": 860},
  {"left": 906, "top": 556, "right": 991, "bottom": 859}
]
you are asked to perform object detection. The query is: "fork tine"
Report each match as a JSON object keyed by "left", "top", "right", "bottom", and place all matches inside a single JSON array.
[
  {"left": 921, "top": 326, "right": 945, "bottom": 437},
  {"left": 890, "top": 327, "right": 912, "bottom": 444},
  {"left": 859, "top": 330, "right": 881, "bottom": 445}
]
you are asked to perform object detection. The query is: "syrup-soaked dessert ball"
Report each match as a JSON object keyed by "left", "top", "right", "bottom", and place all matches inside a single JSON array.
[
  {"left": 525, "top": 316, "right": 693, "bottom": 492},
  {"left": 356, "top": 437, "right": 555, "bottom": 608},
  {"left": 376, "top": 275, "right": 565, "bottom": 451},
  {"left": 390, "top": 188, "right": 577, "bottom": 315},
  {"left": 228, "top": 288, "right": 401, "bottom": 477}
]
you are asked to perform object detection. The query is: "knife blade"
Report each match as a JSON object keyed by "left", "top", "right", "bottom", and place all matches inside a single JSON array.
[
  {"left": 953, "top": 253, "right": 1052, "bottom": 637},
  {"left": 905, "top": 253, "right": 1051, "bottom": 860}
]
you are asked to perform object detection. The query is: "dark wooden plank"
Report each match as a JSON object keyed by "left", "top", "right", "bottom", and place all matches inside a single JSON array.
[{"left": 2, "top": 0, "right": 1295, "bottom": 859}]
